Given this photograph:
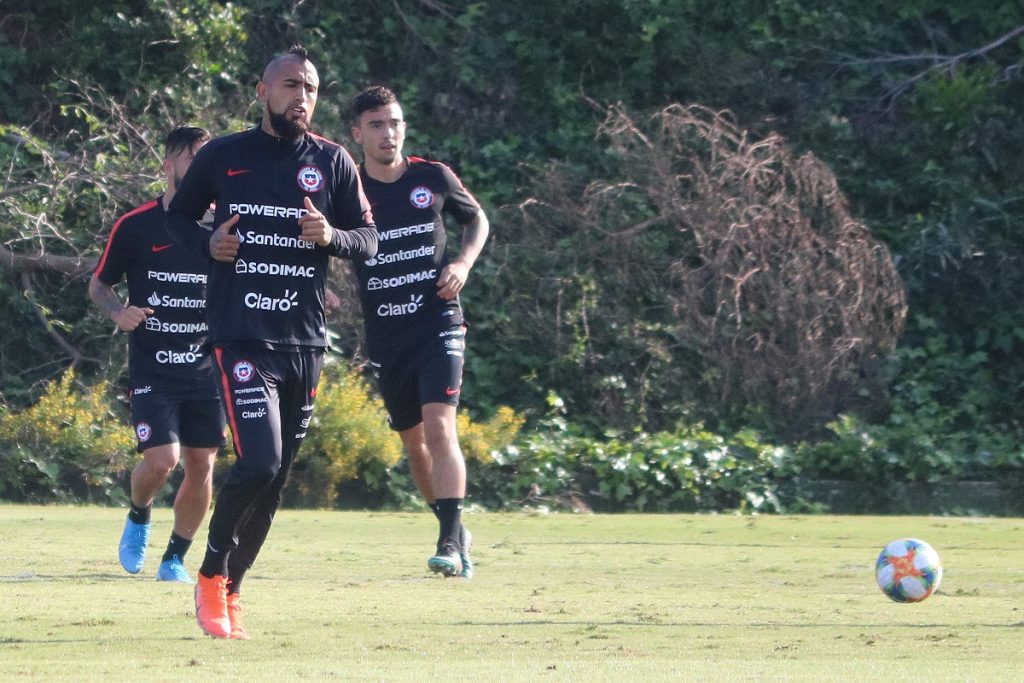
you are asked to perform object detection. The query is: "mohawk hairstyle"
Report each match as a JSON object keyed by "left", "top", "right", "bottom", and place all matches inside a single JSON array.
[{"left": 288, "top": 44, "right": 311, "bottom": 61}]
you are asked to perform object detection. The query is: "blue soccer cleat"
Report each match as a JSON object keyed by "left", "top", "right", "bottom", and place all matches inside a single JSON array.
[
  {"left": 118, "top": 518, "right": 150, "bottom": 574},
  {"left": 427, "top": 542, "right": 463, "bottom": 577},
  {"left": 156, "top": 554, "right": 193, "bottom": 584}
]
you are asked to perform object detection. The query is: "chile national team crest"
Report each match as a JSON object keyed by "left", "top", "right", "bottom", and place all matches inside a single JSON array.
[
  {"left": 233, "top": 360, "right": 255, "bottom": 383},
  {"left": 135, "top": 422, "right": 152, "bottom": 442},
  {"left": 410, "top": 185, "right": 434, "bottom": 209},
  {"left": 297, "top": 165, "right": 325, "bottom": 193}
]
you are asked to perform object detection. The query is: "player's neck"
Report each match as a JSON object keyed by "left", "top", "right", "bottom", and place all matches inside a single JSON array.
[
  {"left": 364, "top": 156, "right": 407, "bottom": 184},
  {"left": 162, "top": 186, "right": 175, "bottom": 210}
]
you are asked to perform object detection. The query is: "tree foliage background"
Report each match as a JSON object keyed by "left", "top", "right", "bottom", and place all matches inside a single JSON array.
[{"left": 2, "top": 1, "right": 1023, "bottom": 459}]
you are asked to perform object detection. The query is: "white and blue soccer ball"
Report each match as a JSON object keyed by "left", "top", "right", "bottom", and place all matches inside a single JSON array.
[{"left": 875, "top": 538, "right": 942, "bottom": 603}]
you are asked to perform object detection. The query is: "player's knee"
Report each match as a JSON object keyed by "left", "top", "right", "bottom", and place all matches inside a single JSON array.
[
  {"left": 237, "top": 460, "right": 281, "bottom": 489},
  {"left": 424, "top": 432, "right": 461, "bottom": 461},
  {"left": 143, "top": 450, "right": 179, "bottom": 478},
  {"left": 406, "top": 444, "right": 431, "bottom": 468},
  {"left": 182, "top": 452, "right": 215, "bottom": 480},
  {"left": 421, "top": 415, "right": 457, "bottom": 448}
]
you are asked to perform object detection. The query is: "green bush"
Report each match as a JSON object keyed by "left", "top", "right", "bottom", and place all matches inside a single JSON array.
[
  {"left": 789, "top": 413, "right": 1024, "bottom": 485},
  {"left": 324, "top": 385, "right": 528, "bottom": 511},
  {"left": 468, "top": 409, "right": 787, "bottom": 513},
  {"left": 457, "top": 405, "right": 526, "bottom": 464},
  {"left": 3, "top": 364, "right": 1020, "bottom": 513},
  {"left": 787, "top": 323, "right": 1024, "bottom": 484},
  {"left": 0, "top": 370, "right": 135, "bottom": 502}
]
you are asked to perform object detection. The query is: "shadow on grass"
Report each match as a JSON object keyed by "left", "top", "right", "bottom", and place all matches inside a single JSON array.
[
  {"left": 452, "top": 619, "right": 1024, "bottom": 629},
  {"left": 0, "top": 573, "right": 128, "bottom": 582}
]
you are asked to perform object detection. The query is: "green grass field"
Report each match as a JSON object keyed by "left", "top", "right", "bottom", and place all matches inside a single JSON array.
[{"left": 1, "top": 505, "right": 1023, "bottom": 681}]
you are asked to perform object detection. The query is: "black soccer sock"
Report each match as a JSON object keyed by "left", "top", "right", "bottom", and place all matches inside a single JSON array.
[
  {"left": 226, "top": 574, "right": 243, "bottom": 596},
  {"left": 128, "top": 501, "right": 151, "bottom": 525},
  {"left": 199, "top": 544, "right": 230, "bottom": 579},
  {"left": 162, "top": 532, "right": 192, "bottom": 563},
  {"left": 435, "top": 498, "right": 464, "bottom": 551},
  {"left": 429, "top": 502, "right": 443, "bottom": 547}
]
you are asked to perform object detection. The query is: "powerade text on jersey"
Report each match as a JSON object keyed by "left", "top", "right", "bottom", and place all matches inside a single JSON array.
[
  {"left": 355, "top": 157, "right": 481, "bottom": 350},
  {"left": 166, "top": 127, "right": 376, "bottom": 349}
]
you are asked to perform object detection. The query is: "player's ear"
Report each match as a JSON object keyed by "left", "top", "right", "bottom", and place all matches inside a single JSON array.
[
  {"left": 255, "top": 81, "right": 268, "bottom": 103},
  {"left": 351, "top": 127, "right": 362, "bottom": 144}
]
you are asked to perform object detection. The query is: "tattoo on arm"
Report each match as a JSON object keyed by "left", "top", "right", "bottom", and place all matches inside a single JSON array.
[{"left": 88, "top": 278, "right": 124, "bottom": 319}]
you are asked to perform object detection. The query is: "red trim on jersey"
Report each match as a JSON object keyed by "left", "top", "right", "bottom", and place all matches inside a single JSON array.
[
  {"left": 406, "top": 156, "right": 475, "bottom": 194},
  {"left": 94, "top": 199, "right": 160, "bottom": 276},
  {"left": 213, "top": 347, "right": 244, "bottom": 460}
]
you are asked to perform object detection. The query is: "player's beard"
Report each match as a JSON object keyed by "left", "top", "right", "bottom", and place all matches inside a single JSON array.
[
  {"left": 377, "top": 147, "right": 399, "bottom": 165},
  {"left": 268, "top": 108, "right": 309, "bottom": 140}
]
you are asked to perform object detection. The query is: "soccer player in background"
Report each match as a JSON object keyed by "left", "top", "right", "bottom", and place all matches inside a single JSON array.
[
  {"left": 90, "top": 126, "right": 225, "bottom": 584},
  {"left": 350, "top": 86, "right": 490, "bottom": 578},
  {"left": 167, "top": 46, "right": 377, "bottom": 639}
]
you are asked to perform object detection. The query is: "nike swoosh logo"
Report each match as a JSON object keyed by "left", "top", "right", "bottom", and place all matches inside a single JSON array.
[
  {"left": 151, "top": 244, "right": 173, "bottom": 253},
  {"left": 226, "top": 168, "right": 250, "bottom": 177},
  {"left": 445, "top": 387, "right": 460, "bottom": 396}
]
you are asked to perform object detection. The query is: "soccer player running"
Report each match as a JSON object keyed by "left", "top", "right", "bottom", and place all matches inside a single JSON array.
[
  {"left": 166, "top": 46, "right": 377, "bottom": 639},
  {"left": 350, "top": 86, "right": 490, "bottom": 578},
  {"left": 90, "top": 126, "right": 225, "bottom": 584}
]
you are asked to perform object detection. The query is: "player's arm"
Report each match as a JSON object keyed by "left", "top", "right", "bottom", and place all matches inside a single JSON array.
[
  {"left": 306, "top": 148, "right": 378, "bottom": 260},
  {"left": 299, "top": 195, "right": 377, "bottom": 259},
  {"left": 325, "top": 219, "right": 378, "bottom": 260},
  {"left": 436, "top": 209, "right": 490, "bottom": 300},
  {"left": 435, "top": 162, "right": 490, "bottom": 300},
  {"left": 166, "top": 144, "right": 236, "bottom": 260},
  {"left": 88, "top": 276, "right": 152, "bottom": 332}
]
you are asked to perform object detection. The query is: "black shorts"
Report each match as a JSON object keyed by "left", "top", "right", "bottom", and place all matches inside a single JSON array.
[
  {"left": 371, "top": 324, "right": 466, "bottom": 432},
  {"left": 130, "top": 386, "right": 227, "bottom": 453}
]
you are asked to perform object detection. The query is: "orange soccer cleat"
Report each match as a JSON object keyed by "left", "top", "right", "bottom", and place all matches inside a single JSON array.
[
  {"left": 194, "top": 573, "right": 231, "bottom": 638},
  {"left": 226, "top": 592, "right": 250, "bottom": 640}
]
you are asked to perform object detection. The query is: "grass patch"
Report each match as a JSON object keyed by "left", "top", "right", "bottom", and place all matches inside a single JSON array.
[{"left": 1, "top": 506, "right": 1023, "bottom": 680}]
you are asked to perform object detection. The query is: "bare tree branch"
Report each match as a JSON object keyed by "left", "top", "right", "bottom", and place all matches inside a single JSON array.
[
  {"left": 0, "top": 183, "right": 48, "bottom": 201},
  {"left": 515, "top": 103, "right": 907, "bottom": 434},
  {"left": 0, "top": 244, "right": 96, "bottom": 276},
  {"left": 843, "top": 24, "right": 1024, "bottom": 108},
  {"left": 19, "top": 271, "right": 86, "bottom": 369}
]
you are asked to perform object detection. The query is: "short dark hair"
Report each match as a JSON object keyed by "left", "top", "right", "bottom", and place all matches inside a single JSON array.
[
  {"left": 164, "top": 126, "right": 209, "bottom": 158},
  {"left": 352, "top": 85, "right": 398, "bottom": 121}
]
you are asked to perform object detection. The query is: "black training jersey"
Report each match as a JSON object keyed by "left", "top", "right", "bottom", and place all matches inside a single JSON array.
[
  {"left": 355, "top": 156, "right": 481, "bottom": 351},
  {"left": 94, "top": 196, "right": 218, "bottom": 392},
  {"left": 167, "top": 127, "right": 377, "bottom": 350}
]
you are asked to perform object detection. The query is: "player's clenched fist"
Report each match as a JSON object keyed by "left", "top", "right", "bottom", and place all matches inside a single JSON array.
[
  {"left": 436, "top": 259, "right": 470, "bottom": 300},
  {"left": 113, "top": 305, "right": 154, "bottom": 332},
  {"left": 209, "top": 214, "right": 241, "bottom": 262},
  {"left": 298, "top": 196, "right": 334, "bottom": 247}
]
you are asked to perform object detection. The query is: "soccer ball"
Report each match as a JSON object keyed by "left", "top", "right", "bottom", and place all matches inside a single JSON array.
[{"left": 875, "top": 538, "right": 942, "bottom": 603}]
